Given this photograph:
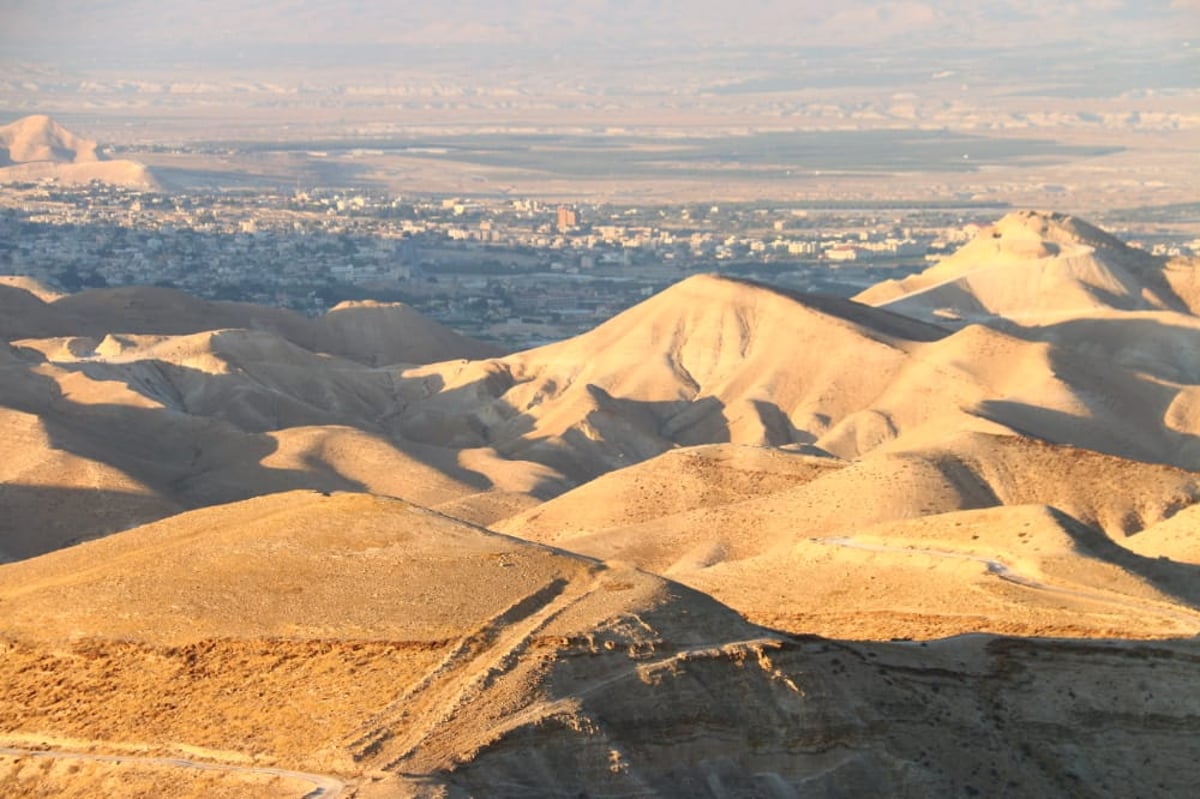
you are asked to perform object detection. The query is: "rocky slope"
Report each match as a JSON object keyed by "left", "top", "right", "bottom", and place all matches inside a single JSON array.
[{"left": 2, "top": 492, "right": 1198, "bottom": 798}]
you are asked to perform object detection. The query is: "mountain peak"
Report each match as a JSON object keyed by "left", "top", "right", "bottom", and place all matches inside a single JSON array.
[
  {"left": 0, "top": 114, "right": 99, "bottom": 165},
  {"left": 0, "top": 114, "right": 163, "bottom": 188},
  {"left": 988, "top": 209, "right": 1126, "bottom": 254},
  {"left": 855, "top": 210, "right": 1185, "bottom": 323}
]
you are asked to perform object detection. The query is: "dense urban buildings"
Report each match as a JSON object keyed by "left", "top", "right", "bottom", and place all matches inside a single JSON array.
[{"left": 6, "top": 180, "right": 1195, "bottom": 348}]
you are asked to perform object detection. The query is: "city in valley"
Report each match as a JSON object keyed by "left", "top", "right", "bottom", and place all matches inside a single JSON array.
[
  {"left": 2, "top": 135, "right": 1197, "bottom": 348},
  {"left": 0, "top": 178, "right": 1025, "bottom": 348},
  {"left": 6, "top": 182, "right": 1200, "bottom": 350}
]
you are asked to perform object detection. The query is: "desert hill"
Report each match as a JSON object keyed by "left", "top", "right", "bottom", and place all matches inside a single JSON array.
[
  {"left": 1123, "top": 505, "right": 1200, "bottom": 564},
  {"left": 0, "top": 158, "right": 160, "bottom": 189},
  {"left": 0, "top": 283, "right": 65, "bottom": 340},
  {"left": 0, "top": 115, "right": 157, "bottom": 189},
  {"left": 320, "top": 299, "right": 501, "bottom": 366},
  {"left": 499, "top": 433, "right": 1200, "bottom": 548},
  {"left": 0, "top": 115, "right": 98, "bottom": 165},
  {"left": 3, "top": 491, "right": 1199, "bottom": 797},
  {"left": 0, "top": 299, "right": 511, "bottom": 561},
  {"left": 0, "top": 406, "right": 182, "bottom": 562},
  {"left": 395, "top": 274, "right": 947, "bottom": 480},
  {"left": 856, "top": 209, "right": 1200, "bottom": 324},
  {"left": 496, "top": 432, "right": 1200, "bottom": 639},
  {"left": 1, "top": 281, "right": 499, "bottom": 366},
  {"left": 9, "top": 254, "right": 1200, "bottom": 565},
  {"left": 396, "top": 270, "right": 1200, "bottom": 478},
  {"left": 0, "top": 275, "right": 63, "bottom": 302},
  {"left": 0, "top": 328, "right": 526, "bottom": 560},
  {"left": 494, "top": 443, "right": 842, "bottom": 541},
  {"left": 812, "top": 316, "right": 1200, "bottom": 469}
]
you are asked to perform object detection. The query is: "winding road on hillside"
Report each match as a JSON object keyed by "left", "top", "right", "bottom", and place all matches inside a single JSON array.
[
  {"left": 0, "top": 746, "right": 344, "bottom": 798},
  {"left": 814, "top": 536, "right": 1200, "bottom": 631}
]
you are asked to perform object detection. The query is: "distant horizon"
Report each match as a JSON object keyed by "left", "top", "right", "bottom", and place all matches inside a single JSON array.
[
  {"left": 3, "top": 1, "right": 1197, "bottom": 75},
  {"left": 2, "top": 1, "right": 1198, "bottom": 217}
]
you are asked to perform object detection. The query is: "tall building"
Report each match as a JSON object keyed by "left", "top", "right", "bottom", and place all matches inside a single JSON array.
[{"left": 557, "top": 206, "right": 578, "bottom": 232}]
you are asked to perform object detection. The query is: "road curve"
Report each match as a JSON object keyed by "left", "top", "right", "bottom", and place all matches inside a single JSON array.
[{"left": 0, "top": 746, "right": 344, "bottom": 798}]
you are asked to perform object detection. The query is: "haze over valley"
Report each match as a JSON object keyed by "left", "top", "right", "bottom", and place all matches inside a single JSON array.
[
  {"left": 4, "top": 1, "right": 1199, "bottom": 208},
  {"left": 3, "top": 3, "right": 1200, "bottom": 797}
]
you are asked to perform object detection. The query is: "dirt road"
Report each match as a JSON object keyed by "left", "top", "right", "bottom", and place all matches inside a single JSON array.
[{"left": 0, "top": 745, "right": 345, "bottom": 798}]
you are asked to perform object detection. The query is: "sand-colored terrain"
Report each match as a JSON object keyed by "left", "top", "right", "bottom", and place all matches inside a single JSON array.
[
  {"left": 0, "top": 115, "right": 98, "bottom": 166},
  {"left": 7, "top": 283, "right": 498, "bottom": 365},
  {"left": 0, "top": 115, "right": 157, "bottom": 189},
  {"left": 3, "top": 492, "right": 1200, "bottom": 797},
  {"left": 496, "top": 433, "right": 1200, "bottom": 639},
  {"left": 0, "top": 276, "right": 63, "bottom": 303},
  {"left": 0, "top": 751, "right": 325, "bottom": 799},
  {"left": 4, "top": 211, "right": 1200, "bottom": 795},
  {"left": 857, "top": 210, "right": 1200, "bottom": 324}
]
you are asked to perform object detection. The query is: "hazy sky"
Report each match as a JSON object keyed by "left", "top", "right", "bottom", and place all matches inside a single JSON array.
[
  {"left": 0, "top": 0, "right": 1196, "bottom": 108},
  {"left": 2, "top": 0, "right": 1196, "bottom": 66}
]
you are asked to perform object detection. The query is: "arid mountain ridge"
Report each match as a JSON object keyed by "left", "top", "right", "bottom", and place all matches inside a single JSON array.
[
  {"left": 5, "top": 210, "right": 1200, "bottom": 606},
  {"left": 3, "top": 209, "right": 1200, "bottom": 796}
]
